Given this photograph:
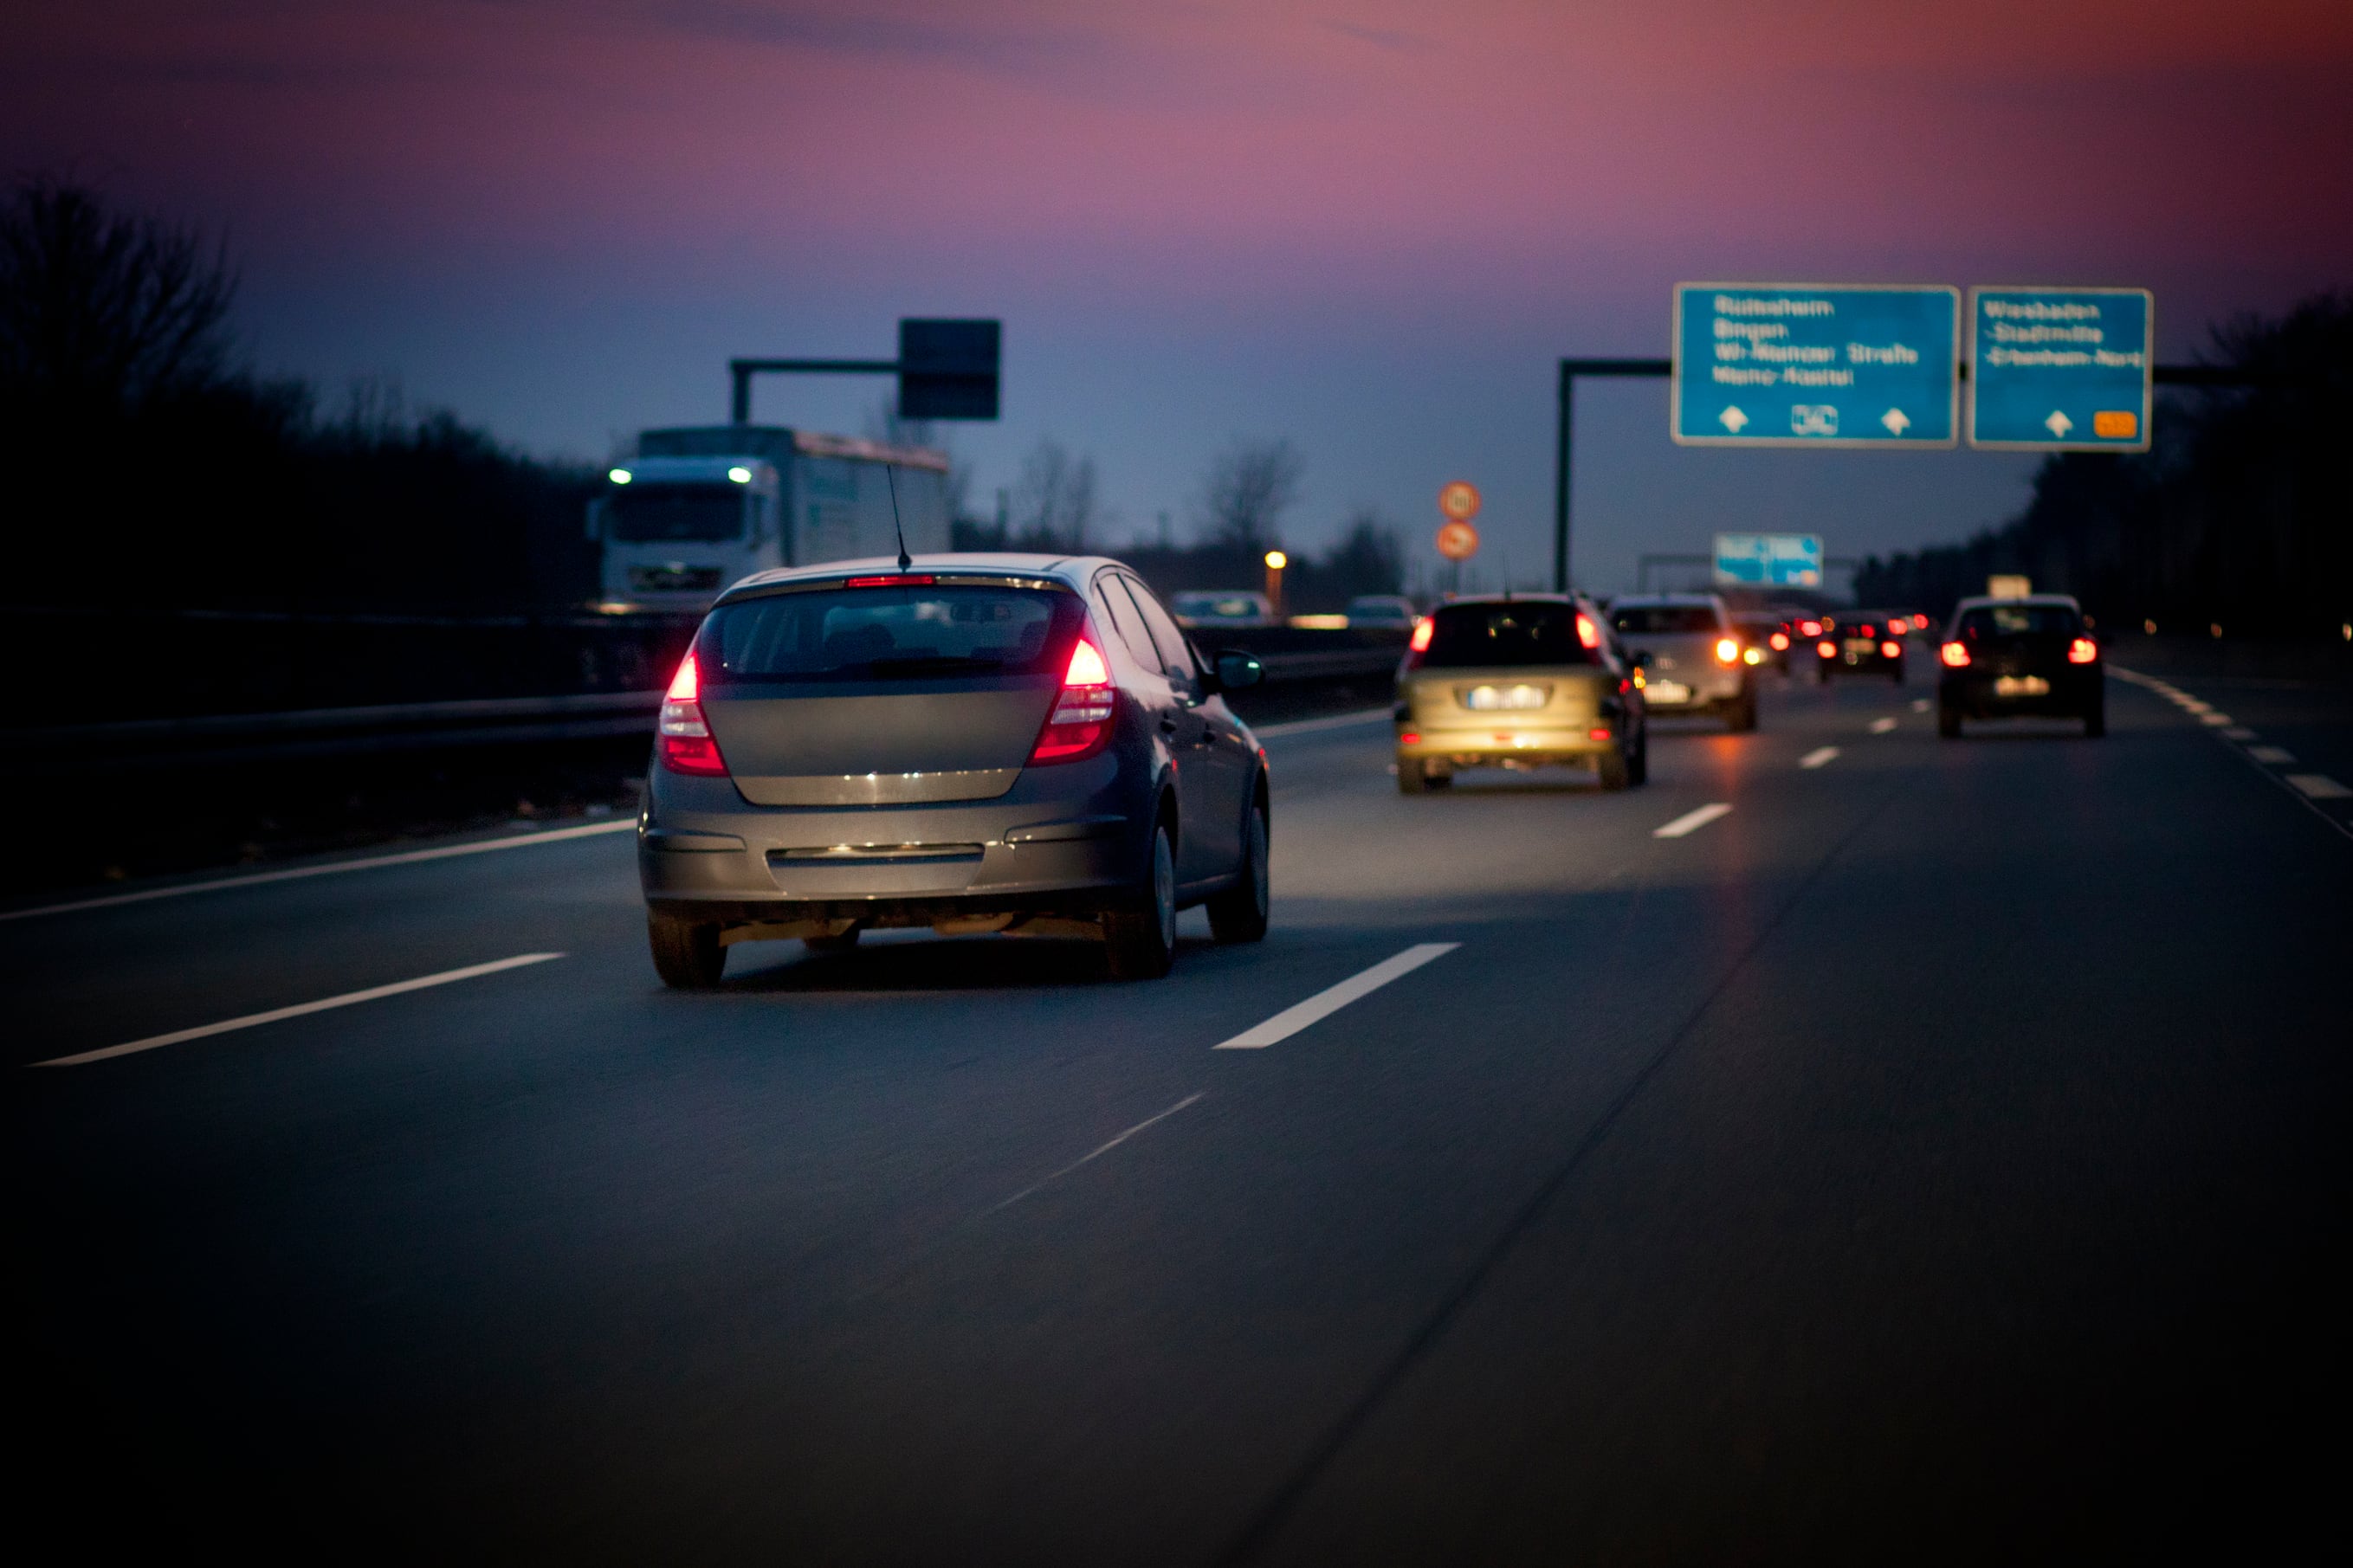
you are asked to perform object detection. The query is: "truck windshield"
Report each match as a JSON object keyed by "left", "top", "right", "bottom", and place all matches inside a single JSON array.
[
  {"left": 700, "top": 584, "right": 1079, "bottom": 683},
  {"left": 609, "top": 484, "right": 744, "bottom": 542}
]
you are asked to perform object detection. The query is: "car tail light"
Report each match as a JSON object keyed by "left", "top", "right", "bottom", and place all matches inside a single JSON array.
[
  {"left": 1410, "top": 617, "right": 1433, "bottom": 651},
  {"left": 1715, "top": 637, "right": 1740, "bottom": 664},
  {"left": 1858, "top": 624, "right": 1875, "bottom": 639},
  {"left": 1911, "top": 613, "right": 1930, "bottom": 630},
  {"left": 1880, "top": 641, "right": 1901, "bottom": 658},
  {"left": 1028, "top": 639, "right": 1115, "bottom": 765},
  {"left": 1940, "top": 641, "right": 1970, "bottom": 668},
  {"left": 1743, "top": 646, "right": 1765, "bottom": 665},
  {"left": 844, "top": 574, "right": 936, "bottom": 587},
  {"left": 1587, "top": 726, "right": 1612, "bottom": 740},
  {"left": 658, "top": 651, "right": 729, "bottom": 776},
  {"left": 1800, "top": 620, "right": 1823, "bottom": 637},
  {"left": 1575, "top": 613, "right": 1600, "bottom": 649},
  {"left": 1770, "top": 631, "right": 1789, "bottom": 650},
  {"left": 1400, "top": 730, "right": 1420, "bottom": 745},
  {"left": 2067, "top": 636, "right": 2098, "bottom": 663},
  {"left": 1817, "top": 639, "right": 1838, "bottom": 658}
]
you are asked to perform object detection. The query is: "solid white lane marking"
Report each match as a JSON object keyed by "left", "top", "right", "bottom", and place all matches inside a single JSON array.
[
  {"left": 1653, "top": 803, "right": 1733, "bottom": 839},
  {"left": 985, "top": 1093, "right": 1206, "bottom": 1213},
  {"left": 30, "top": 952, "right": 566, "bottom": 1067},
  {"left": 1, "top": 821, "right": 637, "bottom": 924},
  {"left": 2199, "top": 712, "right": 2233, "bottom": 726},
  {"left": 2285, "top": 774, "right": 2352, "bottom": 800},
  {"left": 1252, "top": 708, "right": 1391, "bottom": 739},
  {"left": 1867, "top": 716, "right": 1898, "bottom": 734},
  {"left": 1213, "top": 943, "right": 1459, "bottom": 1049},
  {"left": 1910, "top": 699, "right": 1930, "bottom": 713},
  {"left": 1799, "top": 746, "right": 1840, "bottom": 770},
  {"left": 2248, "top": 746, "right": 2297, "bottom": 765}
]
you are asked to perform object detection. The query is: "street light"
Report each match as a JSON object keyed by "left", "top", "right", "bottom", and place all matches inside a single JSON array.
[{"left": 1263, "top": 550, "right": 1288, "bottom": 618}]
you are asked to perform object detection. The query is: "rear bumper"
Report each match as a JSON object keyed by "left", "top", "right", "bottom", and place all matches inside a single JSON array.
[
  {"left": 1940, "top": 668, "right": 2102, "bottom": 713},
  {"left": 639, "top": 751, "right": 1147, "bottom": 911},
  {"left": 1639, "top": 670, "right": 1746, "bottom": 707},
  {"left": 1398, "top": 724, "right": 1617, "bottom": 765}
]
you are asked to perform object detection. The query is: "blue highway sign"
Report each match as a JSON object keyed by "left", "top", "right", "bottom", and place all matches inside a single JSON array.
[
  {"left": 1968, "top": 287, "right": 2152, "bottom": 450},
  {"left": 1713, "top": 532, "right": 1824, "bottom": 588},
  {"left": 1672, "top": 283, "right": 1958, "bottom": 448}
]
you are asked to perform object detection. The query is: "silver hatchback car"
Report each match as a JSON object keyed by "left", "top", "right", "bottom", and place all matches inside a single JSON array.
[
  {"left": 1607, "top": 593, "right": 1759, "bottom": 732},
  {"left": 638, "top": 554, "right": 1271, "bottom": 987}
]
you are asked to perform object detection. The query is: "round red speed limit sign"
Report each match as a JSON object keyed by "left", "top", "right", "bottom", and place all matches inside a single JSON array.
[
  {"left": 1435, "top": 520, "right": 1480, "bottom": 561},
  {"left": 1438, "top": 481, "right": 1481, "bottom": 521}
]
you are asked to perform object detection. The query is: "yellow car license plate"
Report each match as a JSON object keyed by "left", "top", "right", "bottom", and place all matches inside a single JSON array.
[{"left": 1994, "top": 674, "right": 2051, "bottom": 696}]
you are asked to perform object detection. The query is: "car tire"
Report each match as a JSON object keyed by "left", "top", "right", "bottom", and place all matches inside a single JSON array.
[
  {"left": 1206, "top": 798, "right": 1270, "bottom": 944},
  {"left": 2085, "top": 700, "right": 2106, "bottom": 739},
  {"left": 1937, "top": 702, "right": 1962, "bottom": 739},
  {"left": 1104, "top": 820, "right": 1177, "bottom": 980},
  {"left": 1891, "top": 661, "right": 1906, "bottom": 686},
  {"left": 1628, "top": 727, "right": 1649, "bottom": 786},
  {"left": 803, "top": 928, "right": 861, "bottom": 952},
  {"left": 1598, "top": 748, "right": 1631, "bottom": 791},
  {"left": 649, "top": 911, "right": 726, "bottom": 990},
  {"left": 1397, "top": 756, "right": 1427, "bottom": 795},
  {"left": 1817, "top": 662, "right": 1833, "bottom": 686},
  {"left": 1726, "top": 687, "right": 1759, "bottom": 732}
]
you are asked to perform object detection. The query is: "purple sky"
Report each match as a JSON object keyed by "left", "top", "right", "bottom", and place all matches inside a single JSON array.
[{"left": 11, "top": 1, "right": 2351, "bottom": 590}]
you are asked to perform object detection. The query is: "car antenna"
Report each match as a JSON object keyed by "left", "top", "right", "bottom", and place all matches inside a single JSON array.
[{"left": 884, "top": 464, "right": 912, "bottom": 573}]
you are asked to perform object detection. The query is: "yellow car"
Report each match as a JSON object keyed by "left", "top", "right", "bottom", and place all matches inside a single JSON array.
[{"left": 1394, "top": 595, "right": 1649, "bottom": 793}]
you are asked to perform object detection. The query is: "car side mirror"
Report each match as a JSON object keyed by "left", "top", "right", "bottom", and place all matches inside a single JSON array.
[{"left": 1211, "top": 650, "right": 1264, "bottom": 692}]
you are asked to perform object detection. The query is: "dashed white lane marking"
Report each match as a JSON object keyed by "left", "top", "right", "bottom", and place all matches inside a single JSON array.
[
  {"left": 1867, "top": 716, "right": 1898, "bottom": 734},
  {"left": 2248, "top": 746, "right": 2298, "bottom": 765},
  {"left": 30, "top": 952, "right": 567, "bottom": 1068},
  {"left": 985, "top": 1093, "right": 1206, "bottom": 1213},
  {"left": 2222, "top": 727, "right": 2259, "bottom": 741},
  {"left": 1253, "top": 708, "right": 1391, "bottom": 739},
  {"left": 1800, "top": 746, "right": 1840, "bottom": 770},
  {"left": 2286, "top": 774, "right": 2352, "bottom": 800},
  {"left": 1910, "top": 699, "right": 1931, "bottom": 713},
  {"left": 1, "top": 821, "right": 637, "bottom": 924},
  {"left": 1653, "top": 803, "right": 1734, "bottom": 839},
  {"left": 2199, "top": 712, "right": 2233, "bottom": 726},
  {"left": 1214, "top": 943, "right": 1459, "bottom": 1049}
]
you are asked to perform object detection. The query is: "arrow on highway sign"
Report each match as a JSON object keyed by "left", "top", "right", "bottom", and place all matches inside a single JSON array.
[
  {"left": 1881, "top": 408, "right": 1910, "bottom": 435},
  {"left": 2045, "top": 410, "right": 2074, "bottom": 438},
  {"left": 1719, "top": 405, "right": 1749, "bottom": 433}
]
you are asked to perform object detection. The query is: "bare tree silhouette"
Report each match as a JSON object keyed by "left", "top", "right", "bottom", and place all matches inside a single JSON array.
[{"left": 1196, "top": 436, "right": 1303, "bottom": 551}]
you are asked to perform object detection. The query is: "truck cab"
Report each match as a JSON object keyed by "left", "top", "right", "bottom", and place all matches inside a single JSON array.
[{"left": 594, "top": 455, "right": 780, "bottom": 611}]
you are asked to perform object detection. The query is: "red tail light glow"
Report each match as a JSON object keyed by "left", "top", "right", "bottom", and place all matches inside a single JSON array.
[
  {"left": 1817, "top": 640, "right": 1838, "bottom": 658},
  {"left": 1029, "top": 638, "right": 1116, "bottom": 765},
  {"left": 1715, "top": 637, "right": 1740, "bottom": 664},
  {"left": 1587, "top": 726, "right": 1612, "bottom": 741},
  {"left": 1770, "top": 631, "right": 1789, "bottom": 650},
  {"left": 1880, "top": 641, "right": 1902, "bottom": 658},
  {"left": 2067, "top": 636, "right": 2098, "bottom": 663},
  {"left": 1911, "top": 613, "right": 1930, "bottom": 630},
  {"left": 1940, "top": 641, "right": 1970, "bottom": 668},
  {"left": 1858, "top": 624, "right": 1875, "bottom": 639},
  {"left": 1575, "top": 613, "right": 1600, "bottom": 649},
  {"left": 844, "top": 574, "right": 936, "bottom": 587},
  {"left": 657, "top": 651, "right": 730, "bottom": 776},
  {"left": 1400, "top": 731, "right": 1420, "bottom": 745},
  {"left": 1800, "top": 620, "right": 1823, "bottom": 637},
  {"left": 1410, "top": 616, "right": 1433, "bottom": 652}
]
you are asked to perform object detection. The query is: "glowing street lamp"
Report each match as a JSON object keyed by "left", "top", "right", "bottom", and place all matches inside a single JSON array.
[{"left": 1264, "top": 549, "right": 1288, "bottom": 617}]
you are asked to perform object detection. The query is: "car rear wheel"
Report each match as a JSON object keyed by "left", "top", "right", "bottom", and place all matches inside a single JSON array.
[
  {"left": 1397, "top": 756, "right": 1427, "bottom": 794},
  {"left": 1206, "top": 799, "right": 1270, "bottom": 944},
  {"left": 1938, "top": 701, "right": 1962, "bottom": 739},
  {"left": 1104, "top": 822, "right": 1177, "bottom": 979},
  {"left": 1891, "top": 661, "right": 1905, "bottom": 685},
  {"left": 2085, "top": 700, "right": 2106, "bottom": 739},
  {"left": 1817, "top": 662, "right": 1833, "bottom": 686},
  {"left": 1628, "top": 727, "right": 1649, "bottom": 785},
  {"left": 1725, "top": 687, "right": 1758, "bottom": 732},
  {"left": 1597, "top": 748, "right": 1631, "bottom": 791},
  {"left": 649, "top": 912, "right": 726, "bottom": 990}
]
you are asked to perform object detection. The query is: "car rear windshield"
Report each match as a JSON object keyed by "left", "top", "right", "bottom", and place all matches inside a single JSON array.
[
  {"left": 1612, "top": 605, "right": 1719, "bottom": 636},
  {"left": 1956, "top": 604, "right": 2080, "bottom": 639},
  {"left": 1421, "top": 603, "right": 1597, "bottom": 668},
  {"left": 699, "top": 584, "right": 1079, "bottom": 683},
  {"left": 609, "top": 483, "right": 745, "bottom": 542}
]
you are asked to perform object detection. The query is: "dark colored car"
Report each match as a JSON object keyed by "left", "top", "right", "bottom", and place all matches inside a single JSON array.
[
  {"left": 638, "top": 554, "right": 1271, "bottom": 987},
  {"left": 1731, "top": 610, "right": 1793, "bottom": 674},
  {"left": 1936, "top": 594, "right": 2104, "bottom": 737},
  {"left": 1812, "top": 610, "right": 1909, "bottom": 684}
]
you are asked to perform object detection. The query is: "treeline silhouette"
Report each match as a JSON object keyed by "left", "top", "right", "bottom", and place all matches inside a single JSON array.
[{"left": 1855, "top": 293, "right": 2351, "bottom": 634}]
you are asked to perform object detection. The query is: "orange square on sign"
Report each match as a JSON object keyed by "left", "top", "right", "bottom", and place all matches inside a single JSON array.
[{"left": 2093, "top": 410, "right": 2138, "bottom": 439}]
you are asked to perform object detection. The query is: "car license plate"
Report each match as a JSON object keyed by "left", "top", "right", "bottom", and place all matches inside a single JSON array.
[
  {"left": 1460, "top": 682, "right": 1550, "bottom": 711},
  {"left": 1994, "top": 674, "right": 2051, "bottom": 696},
  {"left": 1845, "top": 637, "right": 1875, "bottom": 656},
  {"left": 1647, "top": 681, "right": 1691, "bottom": 704}
]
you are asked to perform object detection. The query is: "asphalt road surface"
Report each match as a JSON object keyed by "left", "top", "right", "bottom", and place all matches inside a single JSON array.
[{"left": 13, "top": 666, "right": 2350, "bottom": 1560}]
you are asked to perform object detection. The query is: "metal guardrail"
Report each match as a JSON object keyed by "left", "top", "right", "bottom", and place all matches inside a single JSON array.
[{"left": 2, "top": 648, "right": 1402, "bottom": 774}]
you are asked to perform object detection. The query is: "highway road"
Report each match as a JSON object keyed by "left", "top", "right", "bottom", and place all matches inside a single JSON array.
[{"left": 12, "top": 666, "right": 2350, "bottom": 1559}]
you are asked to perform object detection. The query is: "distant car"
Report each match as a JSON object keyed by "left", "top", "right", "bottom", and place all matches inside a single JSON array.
[
  {"left": 1170, "top": 590, "right": 1275, "bottom": 629},
  {"left": 1609, "top": 594, "right": 1757, "bottom": 731},
  {"left": 1937, "top": 594, "right": 2104, "bottom": 738},
  {"left": 1812, "top": 610, "right": 1908, "bottom": 685},
  {"left": 639, "top": 554, "right": 1271, "bottom": 988},
  {"left": 1393, "top": 593, "right": 1646, "bottom": 792},
  {"left": 1344, "top": 595, "right": 1420, "bottom": 629},
  {"left": 1731, "top": 610, "right": 1793, "bottom": 674}
]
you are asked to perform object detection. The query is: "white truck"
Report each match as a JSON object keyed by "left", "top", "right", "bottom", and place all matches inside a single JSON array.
[{"left": 589, "top": 425, "right": 952, "bottom": 611}]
